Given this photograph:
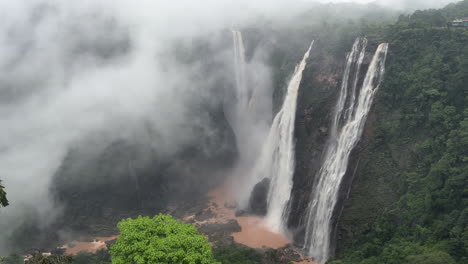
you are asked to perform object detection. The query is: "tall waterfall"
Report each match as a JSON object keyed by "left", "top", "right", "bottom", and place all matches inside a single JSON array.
[
  {"left": 248, "top": 41, "right": 314, "bottom": 232},
  {"left": 227, "top": 30, "right": 251, "bottom": 162},
  {"left": 232, "top": 30, "right": 249, "bottom": 111},
  {"left": 228, "top": 30, "right": 273, "bottom": 209},
  {"left": 303, "top": 39, "right": 388, "bottom": 264}
]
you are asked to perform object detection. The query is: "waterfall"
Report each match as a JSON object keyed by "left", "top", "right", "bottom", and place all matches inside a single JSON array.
[
  {"left": 226, "top": 30, "right": 251, "bottom": 160},
  {"left": 228, "top": 30, "right": 275, "bottom": 210},
  {"left": 231, "top": 30, "right": 249, "bottom": 111},
  {"left": 128, "top": 161, "right": 142, "bottom": 209},
  {"left": 248, "top": 41, "right": 314, "bottom": 232},
  {"left": 303, "top": 40, "right": 388, "bottom": 264},
  {"left": 227, "top": 30, "right": 267, "bottom": 165},
  {"left": 227, "top": 30, "right": 260, "bottom": 208}
]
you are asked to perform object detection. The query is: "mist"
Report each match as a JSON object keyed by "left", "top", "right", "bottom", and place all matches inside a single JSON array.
[
  {"left": 0, "top": 0, "right": 292, "bottom": 253},
  {"left": 0, "top": 0, "right": 461, "bottom": 254}
]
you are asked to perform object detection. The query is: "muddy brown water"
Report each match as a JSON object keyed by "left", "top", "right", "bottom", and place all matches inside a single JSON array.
[
  {"left": 207, "top": 186, "right": 316, "bottom": 264},
  {"left": 207, "top": 187, "right": 290, "bottom": 249},
  {"left": 60, "top": 236, "right": 118, "bottom": 255}
]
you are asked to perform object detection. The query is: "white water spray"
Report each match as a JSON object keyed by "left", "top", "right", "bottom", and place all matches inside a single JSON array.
[
  {"left": 226, "top": 30, "right": 251, "bottom": 162},
  {"left": 247, "top": 41, "right": 314, "bottom": 232},
  {"left": 304, "top": 40, "right": 388, "bottom": 264},
  {"left": 228, "top": 30, "right": 274, "bottom": 209},
  {"left": 232, "top": 30, "right": 249, "bottom": 111},
  {"left": 227, "top": 30, "right": 270, "bottom": 166}
]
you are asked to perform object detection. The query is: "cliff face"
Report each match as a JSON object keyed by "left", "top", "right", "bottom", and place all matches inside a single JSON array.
[
  {"left": 332, "top": 97, "right": 401, "bottom": 256},
  {"left": 288, "top": 40, "right": 343, "bottom": 238},
  {"left": 289, "top": 39, "right": 391, "bottom": 254},
  {"left": 299, "top": 21, "right": 468, "bottom": 264},
  {"left": 332, "top": 27, "right": 468, "bottom": 264}
]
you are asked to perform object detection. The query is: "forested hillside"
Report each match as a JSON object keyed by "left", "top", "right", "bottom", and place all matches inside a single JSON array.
[{"left": 332, "top": 1, "right": 468, "bottom": 263}]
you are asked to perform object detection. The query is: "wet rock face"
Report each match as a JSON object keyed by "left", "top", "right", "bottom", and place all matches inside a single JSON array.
[
  {"left": 249, "top": 178, "right": 271, "bottom": 216},
  {"left": 286, "top": 41, "right": 344, "bottom": 236},
  {"left": 287, "top": 40, "right": 378, "bottom": 251},
  {"left": 289, "top": 40, "right": 393, "bottom": 257}
]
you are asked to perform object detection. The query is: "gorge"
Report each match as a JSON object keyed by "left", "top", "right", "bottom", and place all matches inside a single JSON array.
[{"left": 0, "top": 1, "right": 467, "bottom": 264}]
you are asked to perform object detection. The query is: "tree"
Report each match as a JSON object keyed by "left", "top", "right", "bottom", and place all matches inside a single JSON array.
[
  {"left": 73, "top": 249, "right": 111, "bottom": 264},
  {"left": 109, "top": 214, "right": 219, "bottom": 264},
  {"left": 26, "top": 254, "right": 73, "bottom": 264},
  {"left": 405, "top": 251, "right": 456, "bottom": 264},
  {"left": 0, "top": 180, "right": 8, "bottom": 208},
  {"left": 0, "top": 254, "right": 23, "bottom": 264},
  {"left": 213, "top": 246, "right": 261, "bottom": 264}
]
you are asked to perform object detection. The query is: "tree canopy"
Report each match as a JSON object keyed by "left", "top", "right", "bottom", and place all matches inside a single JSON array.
[
  {"left": 109, "top": 214, "right": 219, "bottom": 264},
  {"left": 26, "top": 254, "right": 73, "bottom": 264},
  {"left": 330, "top": 1, "right": 468, "bottom": 264},
  {"left": 0, "top": 180, "right": 8, "bottom": 208}
]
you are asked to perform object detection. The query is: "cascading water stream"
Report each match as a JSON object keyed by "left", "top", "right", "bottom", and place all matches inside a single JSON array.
[
  {"left": 232, "top": 30, "right": 249, "bottom": 110},
  {"left": 303, "top": 40, "right": 388, "bottom": 264},
  {"left": 227, "top": 30, "right": 273, "bottom": 208},
  {"left": 247, "top": 41, "right": 314, "bottom": 232},
  {"left": 226, "top": 30, "right": 252, "bottom": 162},
  {"left": 327, "top": 38, "right": 368, "bottom": 144}
]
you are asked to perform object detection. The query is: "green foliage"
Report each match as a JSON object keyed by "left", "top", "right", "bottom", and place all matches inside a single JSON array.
[
  {"left": 395, "top": 0, "right": 468, "bottom": 28},
  {"left": 0, "top": 255, "right": 23, "bottom": 264},
  {"left": 213, "top": 246, "right": 261, "bottom": 264},
  {"left": 405, "top": 251, "right": 456, "bottom": 264},
  {"left": 109, "top": 214, "right": 219, "bottom": 264},
  {"left": 0, "top": 180, "right": 8, "bottom": 208},
  {"left": 332, "top": 1, "right": 468, "bottom": 264},
  {"left": 26, "top": 254, "right": 73, "bottom": 264},
  {"left": 73, "top": 249, "right": 110, "bottom": 264}
]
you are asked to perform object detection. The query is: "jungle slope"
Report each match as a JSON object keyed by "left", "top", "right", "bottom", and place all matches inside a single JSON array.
[{"left": 331, "top": 1, "right": 468, "bottom": 264}]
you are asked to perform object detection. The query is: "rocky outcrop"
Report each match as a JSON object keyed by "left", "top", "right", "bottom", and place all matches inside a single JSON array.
[
  {"left": 249, "top": 178, "right": 271, "bottom": 216},
  {"left": 198, "top": 220, "right": 241, "bottom": 246}
]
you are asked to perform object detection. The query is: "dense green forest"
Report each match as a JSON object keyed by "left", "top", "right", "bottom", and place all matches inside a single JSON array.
[{"left": 331, "top": 1, "right": 468, "bottom": 264}]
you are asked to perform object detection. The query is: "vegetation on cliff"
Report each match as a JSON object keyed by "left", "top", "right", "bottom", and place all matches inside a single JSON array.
[
  {"left": 332, "top": 1, "right": 468, "bottom": 264},
  {"left": 0, "top": 180, "right": 7, "bottom": 208},
  {"left": 212, "top": 247, "right": 261, "bottom": 264}
]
